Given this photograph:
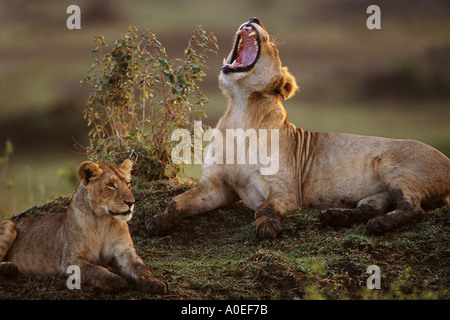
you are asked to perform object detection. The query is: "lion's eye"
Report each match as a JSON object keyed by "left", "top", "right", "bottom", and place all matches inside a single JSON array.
[{"left": 107, "top": 182, "right": 117, "bottom": 190}]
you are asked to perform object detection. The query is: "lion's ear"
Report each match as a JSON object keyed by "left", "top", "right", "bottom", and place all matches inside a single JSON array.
[
  {"left": 279, "top": 67, "right": 299, "bottom": 100},
  {"left": 119, "top": 159, "right": 133, "bottom": 181},
  {"left": 78, "top": 161, "right": 103, "bottom": 186}
]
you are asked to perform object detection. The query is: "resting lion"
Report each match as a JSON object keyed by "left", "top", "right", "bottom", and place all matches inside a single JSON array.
[
  {"left": 145, "top": 18, "right": 450, "bottom": 239},
  {"left": 0, "top": 160, "right": 167, "bottom": 294}
]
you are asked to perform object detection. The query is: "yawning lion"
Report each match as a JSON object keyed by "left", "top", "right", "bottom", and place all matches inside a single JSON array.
[{"left": 145, "top": 18, "right": 449, "bottom": 239}]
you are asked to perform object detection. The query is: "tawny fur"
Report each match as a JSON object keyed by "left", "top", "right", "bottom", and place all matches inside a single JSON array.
[
  {"left": 145, "top": 18, "right": 450, "bottom": 239},
  {"left": 0, "top": 160, "right": 167, "bottom": 293}
]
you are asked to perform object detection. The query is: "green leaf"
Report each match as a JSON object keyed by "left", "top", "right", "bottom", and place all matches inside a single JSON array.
[
  {"left": 163, "top": 70, "right": 174, "bottom": 83},
  {"left": 81, "top": 25, "right": 217, "bottom": 180},
  {"left": 158, "top": 59, "right": 170, "bottom": 70}
]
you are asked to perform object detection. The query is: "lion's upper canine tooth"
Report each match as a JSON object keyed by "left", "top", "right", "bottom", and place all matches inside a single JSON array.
[
  {"left": 249, "top": 31, "right": 257, "bottom": 37},
  {"left": 236, "top": 30, "right": 244, "bottom": 36},
  {"left": 223, "top": 58, "right": 227, "bottom": 66},
  {"left": 231, "top": 60, "right": 237, "bottom": 68}
]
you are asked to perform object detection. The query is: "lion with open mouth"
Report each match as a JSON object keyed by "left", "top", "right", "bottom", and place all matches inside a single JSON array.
[{"left": 146, "top": 18, "right": 449, "bottom": 239}]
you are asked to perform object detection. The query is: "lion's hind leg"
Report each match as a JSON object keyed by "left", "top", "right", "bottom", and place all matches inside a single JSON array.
[
  {"left": 365, "top": 148, "right": 449, "bottom": 234},
  {"left": 0, "top": 220, "right": 18, "bottom": 277},
  {"left": 319, "top": 191, "right": 392, "bottom": 228},
  {"left": 366, "top": 189, "right": 424, "bottom": 235}
]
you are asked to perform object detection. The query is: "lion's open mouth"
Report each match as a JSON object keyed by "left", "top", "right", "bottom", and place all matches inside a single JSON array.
[{"left": 222, "top": 24, "right": 260, "bottom": 74}]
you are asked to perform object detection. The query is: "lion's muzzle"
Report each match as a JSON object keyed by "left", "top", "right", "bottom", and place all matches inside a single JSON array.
[{"left": 222, "top": 18, "right": 261, "bottom": 74}]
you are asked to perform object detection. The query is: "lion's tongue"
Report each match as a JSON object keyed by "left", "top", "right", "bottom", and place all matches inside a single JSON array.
[
  {"left": 236, "top": 45, "right": 256, "bottom": 67},
  {"left": 235, "top": 31, "right": 258, "bottom": 67}
]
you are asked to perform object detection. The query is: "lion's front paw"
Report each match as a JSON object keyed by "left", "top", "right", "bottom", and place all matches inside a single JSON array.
[
  {"left": 100, "top": 274, "right": 129, "bottom": 293},
  {"left": 252, "top": 215, "right": 282, "bottom": 239},
  {"left": 140, "top": 278, "right": 168, "bottom": 295}
]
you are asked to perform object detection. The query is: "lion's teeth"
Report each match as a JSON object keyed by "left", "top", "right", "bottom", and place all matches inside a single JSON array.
[
  {"left": 236, "top": 30, "right": 243, "bottom": 36},
  {"left": 249, "top": 31, "right": 256, "bottom": 37},
  {"left": 223, "top": 58, "right": 227, "bottom": 66},
  {"left": 231, "top": 60, "right": 237, "bottom": 68}
]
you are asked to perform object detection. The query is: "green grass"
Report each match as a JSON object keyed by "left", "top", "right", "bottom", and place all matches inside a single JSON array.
[{"left": 1, "top": 178, "right": 448, "bottom": 300}]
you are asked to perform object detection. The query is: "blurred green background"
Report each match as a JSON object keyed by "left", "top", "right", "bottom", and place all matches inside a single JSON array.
[{"left": 0, "top": 0, "right": 449, "bottom": 219}]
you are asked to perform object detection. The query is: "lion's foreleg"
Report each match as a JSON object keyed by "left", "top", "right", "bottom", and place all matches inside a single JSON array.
[
  {"left": 145, "top": 177, "right": 238, "bottom": 236},
  {"left": 252, "top": 192, "right": 296, "bottom": 239},
  {"left": 112, "top": 249, "right": 167, "bottom": 294},
  {"left": 66, "top": 259, "right": 129, "bottom": 292},
  {"left": 252, "top": 203, "right": 282, "bottom": 239}
]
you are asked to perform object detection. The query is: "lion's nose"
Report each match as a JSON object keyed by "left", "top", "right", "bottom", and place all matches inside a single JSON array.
[
  {"left": 249, "top": 17, "right": 261, "bottom": 26},
  {"left": 124, "top": 200, "right": 135, "bottom": 208}
]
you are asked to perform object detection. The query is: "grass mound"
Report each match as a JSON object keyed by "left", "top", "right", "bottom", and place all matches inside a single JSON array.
[{"left": 1, "top": 178, "right": 448, "bottom": 300}]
